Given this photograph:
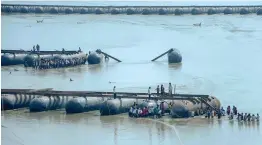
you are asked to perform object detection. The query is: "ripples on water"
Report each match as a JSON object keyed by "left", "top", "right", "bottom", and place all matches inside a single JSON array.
[{"left": 1, "top": 10, "right": 262, "bottom": 145}]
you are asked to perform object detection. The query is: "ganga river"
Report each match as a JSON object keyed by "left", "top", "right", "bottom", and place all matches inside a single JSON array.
[{"left": 1, "top": 4, "right": 262, "bottom": 145}]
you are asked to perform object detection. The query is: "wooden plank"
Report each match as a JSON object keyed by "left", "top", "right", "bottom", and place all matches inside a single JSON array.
[
  {"left": 28, "top": 88, "right": 53, "bottom": 93},
  {"left": 1, "top": 89, "right": 209, "bottom": 98},
  {"left": 1, "top": 4, "right": 262, "bottom": 8},
  {"left": 1, "top": 50, "right": 79, "bottom": 55}
]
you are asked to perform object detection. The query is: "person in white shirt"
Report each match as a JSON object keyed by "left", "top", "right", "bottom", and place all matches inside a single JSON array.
[
  {"left": 169, "top": 83, "right": 173, "bottom": 96},
  {"left": 148, "top": 87, "right": 151, "bottom": 100},
  {"left": 129, "top": 107, "right": 134, "bottom": 117},
  {"left": 133, "top": 107, "right": 137, "bottom": 117},
  {"left": 251, "top": 114, "right": 256, "bottom": 121}
]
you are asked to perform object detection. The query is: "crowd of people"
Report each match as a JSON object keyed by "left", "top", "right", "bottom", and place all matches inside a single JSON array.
[
  {"left": 147, "top": 83, "right": 176, "bottom": 100},
  {"left": 29, "top": 55, "right": 87, "bottom": 69},
  {"left": 225, "top": 105, "right": 260, "bottom": 122},
  {"left": 128, "top": 102, "right": 173, "bottom": 118},
  {"left": 26, "top": 45, "right": 87, "bottom": 69},
  {"left": 205, "top": 105, "right": 260, "bottom": 122},
  {"left": 129, "top": 104, "right": 162, "bottom": 118}
]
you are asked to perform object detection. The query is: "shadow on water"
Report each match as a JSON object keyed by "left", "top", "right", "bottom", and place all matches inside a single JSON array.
[{"left": 168, "top": 63, "right": 182, "bottom": 71}]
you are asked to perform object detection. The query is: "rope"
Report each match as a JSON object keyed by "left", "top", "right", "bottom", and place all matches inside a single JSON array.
[
  {"left": 139, "top": 118, "right": 184, "bottom": 145},
  {"left": 1, "top": 125, "right": 25, "bottom": 145}
]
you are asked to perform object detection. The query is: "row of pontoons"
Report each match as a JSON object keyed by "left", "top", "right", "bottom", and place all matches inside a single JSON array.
[
  {"left": 1, "top": 89, "right": 220, "bottom": 118},
  {"left": 1, "top": 48, "right": 182, "bottom": 67}
]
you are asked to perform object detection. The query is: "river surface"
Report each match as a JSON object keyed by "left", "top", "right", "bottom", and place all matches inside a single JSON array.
[{"left": 1, "top": 10, "right": 262, "bottom": 145}]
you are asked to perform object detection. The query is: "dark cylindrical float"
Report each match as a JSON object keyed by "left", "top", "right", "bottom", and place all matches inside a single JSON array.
[
  {"left": 257, "top": 9, "right": 262, "bottom": 15},
  {"left": 2, "top": 6, "right": 13, "bottom": 13},
  {"left": 20, "top": 7, "right": 29, "bottom": 13},
  {"left": 111, "top": 9, "right": 120, "bottom": 15},
  {"left": 80, "top": 8, "right": 89, "bottom": 14},
  {"left": 240, "top": 8, "right": 250, "bottom": 15},
  {"left": 95, "top": 9, "right": 104, "bottom": 14},
  {"left": 207, "top": 9, "right": 217, "bottom": 15},
  {"left": 1, "top": 94, "right": 36, "bottom": 110},
  {"left": 100, "top": 98, "right": 143, "bottom": 115},
  {"left": 35, "top": 7, "right": 44, "bottom": 13},
  {"left": 175, "top": 9, "right": 183, "bottom": 15},
  {"left": 87, "top": 52, "right": 103, "bottom": 65},
  {"left": 1, "top": 53, "right": 26, "bottom": 66},
  {"left": 126, "top": 8, "right": 135, "bottom": 15},
  {"left": 224, "top": 8, "right": 233, "bottom": 14},
  {"left": 168, "top": 49, "right": 182, "bottom": 63},
  {"left": 65, "top": 8, "right": 73, "bottom": 14},
  {"left": 29, "top": 96, "right": 73, "bottom": 112},
  {"left": 65, "top": 97, "right": 104, "bottom": 113},
  {"left": 171, "top": 96, "right": 221, "bottom": 118},
  {"left": 50, "top": 7, "right": 58, "bottom": 14},
  {"left": 158, "top": 8, "right": 167, "bottom": 15},
  {"left": 191, "top": 8, "right": 203, "bottom": 15},
  {"left": 142, "top": 9, "right": 151, "bottom": 15}
]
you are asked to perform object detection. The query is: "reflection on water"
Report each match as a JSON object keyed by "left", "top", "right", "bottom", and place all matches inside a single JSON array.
[{"left": 1, "top": 110, "right": 262, "bottom": 145}]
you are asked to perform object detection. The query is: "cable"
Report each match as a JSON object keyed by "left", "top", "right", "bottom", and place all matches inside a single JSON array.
[{"left": 138, "top": 117, "right": 184, "bottom": 145}]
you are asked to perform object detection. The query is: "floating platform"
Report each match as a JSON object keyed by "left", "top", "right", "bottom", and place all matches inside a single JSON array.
[
  {"left": 1, "top": 4, "right": 262, "bottom": 15},
  {"left": 29, "top": 96, "right": 73, "bottom": 112},
  {"left": 1, "top": 88, "right": 220, "bottom": 117},
  {"left": 1, "top": 49, "right": 81, "bottom": 66},
  {"left": 1, "top": 53, "right": 27, "bottom": 66},
  {"left": 1, "top": 94, "right": 37, "bottom": 110},
  {"left": 87, "top": 51, "right": 104, "bottom": 65},
  {"left": 65, "top": 97, "right": 104, "bottom": 113},
  {"left": 1, "top": 49, "right": 79, "bottom": 55}
]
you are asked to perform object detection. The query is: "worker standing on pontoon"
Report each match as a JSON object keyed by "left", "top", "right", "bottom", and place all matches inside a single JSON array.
[
  {"left": 168, "top": 83, "right": 173, "bottom": 96},
  {"left": 148, "top": 87, "right": 151, "bottom": 100},
  {"left": 36, "top": 44, "right": 40, "bottom": 52},
  {"left": 113, "top": 86, "right": 116, "bottom": 99}
]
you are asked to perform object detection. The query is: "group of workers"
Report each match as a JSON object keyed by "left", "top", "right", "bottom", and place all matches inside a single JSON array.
[
  {"left": 129, "top": 102, "right": 163, "bottom": 118},
  {"left": 205, "top": 105, "right": 260, "bottom": 122},
  {"left": 113, "top": 83, "right": 176, "bottom": 100},
  {"left": 31, "top": 54, "right": 87, "bottom": 69},
  {"left": 225, "top": 106, "right": 260, "bottom": 122},
  {"left": 148, "top": 83, "right": 176, "bottom": 99},
  {"left": 32, "top": 44, "right": 40, "bottom": 52}
]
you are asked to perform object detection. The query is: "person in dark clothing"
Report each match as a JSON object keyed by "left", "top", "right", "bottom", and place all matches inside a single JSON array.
[
  {"left": 33, "top": 45, "right": 36, "bottom": 51},
  {"left": 78, "top": 47, "right": 82, "bottom": 52},
  {"left": 227, "top": 106, "right": 231, "bottom": 115},
  {"left": 160, "top": 84, "right": 164, "bottom": 96},
  {"left": 113, "top": 86, "right": 116, "bottom": 99},
  {"left": 156, "top": 85, "right": 160, "bottom": 96},
  {"left": 247, "top": 113, "right": 251, "bottom": 121},
  {"left": 241, "top": 113, "right": 244, "bottom": 121},
  {"left": 36, "top": 44, "right": 40, "bottom": 52},
  {"left": 217, "top": 110, "right": 222, "bottom": 119},
  {"left": 62, "top": 48, "right": 65, "bottom": 54}
]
